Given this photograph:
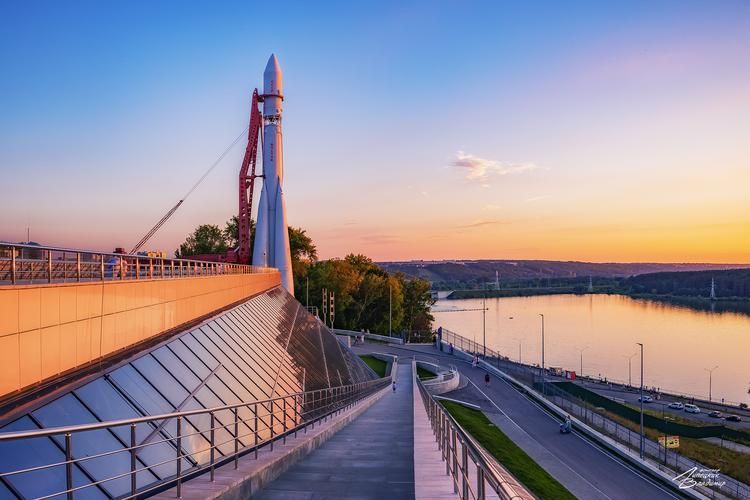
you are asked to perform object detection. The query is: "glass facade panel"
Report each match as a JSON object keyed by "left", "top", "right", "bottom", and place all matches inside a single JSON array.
[
  {"left": 0, "top": 417, "right": 105, "bottom": 500},
  {"left": 74, "top": 378, "right": 177, "bottom": 481},
  {"left": 131, "top": 355, "right": 191, "bottom": 406},
  {"left": 32, "top": 394, "right": 156, "bottom": 497},
  {"left": 151, "top": 346, "right": 203, "bottom": 391}
]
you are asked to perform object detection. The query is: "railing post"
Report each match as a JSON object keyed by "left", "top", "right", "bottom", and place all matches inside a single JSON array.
[
  {"left": 254, "top": 403, "right": 259, "bottom": 459},
  {"left": 76, "top": 252, "right": 81, "bottom": 282},
  {"left": 48, "top": 250, "right": 53, "bottom": 283},
  {"left": 160, "top": 258, "right": 165, "bottom": 278},
  {"left": 99, "top": 253, "right": 104, "bottom": 281},
  {"left": 135, "top": 258, "right": 139, "bottom": 280},
  {"left": 234, "top": 407, "right": 239, "bottom": 469},
  {"left": 149, "top": 258, "right": 153, "bottom": 279},
  {"left": 476, "top": 463, "right": 485, "bottom": 500},
  {"left": 269, "top": 401, "right": 275, "bottom": 452},
  {"left": 210, "top": 411, "right": 215, "bottom": 482},
  {"left": 461, "top": 439, "right": 469, "bottom": 499},
  {"left": 65, "top": 433, "right": 73, "bottom": 500},
  {"left": 120, "top": 256, "right": 124, "bottom": 280},
  {"left": 176, "top": 416, "right": 182, "bottom": 498},
  {"left": 130, "top": 423, "right": 137, "bottom": 497},
  {"left": 10, "top": 247, "right": 17, "bottom": 284},
  {"left": 283, "top": 398, "right": 288, "bottom": 444},
  {"left": 171, "top": 260, "right": 175, "bottom": 278},
  {"left": 452, "top": 429, "right": 459, "bottom": 494}
]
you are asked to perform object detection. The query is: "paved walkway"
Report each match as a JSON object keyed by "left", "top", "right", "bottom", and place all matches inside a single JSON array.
[{"left": 255, "top": 362, "right": 415, "bottom": 499}]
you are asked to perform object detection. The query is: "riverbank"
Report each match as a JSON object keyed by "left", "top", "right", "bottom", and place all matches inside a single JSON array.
[{"left": 445, "top": 288, "right": 750, "bottom": 316}]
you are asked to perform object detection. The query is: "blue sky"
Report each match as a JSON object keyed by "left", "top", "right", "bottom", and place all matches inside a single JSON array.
[{"left": 2, "top": 1, "right": 749, "bottom": 261}]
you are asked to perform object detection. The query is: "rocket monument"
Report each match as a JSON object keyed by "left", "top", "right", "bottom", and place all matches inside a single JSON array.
[{"left": 252, "top": 54, "right": 294, "bottom": 294}]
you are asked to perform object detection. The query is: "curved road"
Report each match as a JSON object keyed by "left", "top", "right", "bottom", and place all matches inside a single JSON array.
[{"left": 354, "top": 343, "right": 682, "bottom": 500}]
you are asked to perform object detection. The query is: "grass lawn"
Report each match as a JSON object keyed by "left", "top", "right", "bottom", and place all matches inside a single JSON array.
[
  {"left": 442, "top": 401, "right": 575, "bottom": 500},
  {"left": 417, "top": 366, "right": 436, "bottom": 380},
  {"left": 359, "top": 355, "right": 387, "bottom": 377},
  {"left": 595, "top": 408, "right": 750, "bottom": 485}
]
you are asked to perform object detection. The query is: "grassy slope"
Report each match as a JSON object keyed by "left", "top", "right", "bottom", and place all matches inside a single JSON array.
[
  {"left": 358, "top": 355, "right": 387, "bottom": 377},
  {"left": 598, "top": 408, "right": 750, "bottom": 485},
  {"left": 442, "top": 401, "right": 575, "bottom": 500},
  {"left": 417, "top": 366, "right": 436, "bottom": 380}
]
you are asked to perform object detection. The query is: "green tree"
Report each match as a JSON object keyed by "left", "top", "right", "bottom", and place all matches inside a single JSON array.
[
  {"left": 175, "top": 224, "right": 228, "bottom": 257},
  {"left": 401, "top": 277, "right": 435, "bottom": 340}
]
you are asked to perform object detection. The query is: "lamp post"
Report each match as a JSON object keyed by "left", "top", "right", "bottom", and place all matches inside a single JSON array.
[
  {"left": 579, "top": 346, "right": 589, "bottom": 377},
  {"left": 637, "top": 342, "right": 644, "bottom": 459},
  {"left": 705, "top": 365, "right": 718, "bottom": 401},
  {"left": 624, "top": 352, "right": 638, "bottom": 387},
  {"left": 482, "top": 286, "right": 487, "bottom": 357},
  {"left": 539, "top": 313, "right": 545, "bottom": 394},
  {"left": 389, "top": 283, "right": 392, "bottom": 337}
]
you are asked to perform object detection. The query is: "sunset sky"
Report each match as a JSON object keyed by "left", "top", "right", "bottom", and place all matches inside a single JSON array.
[{"left": 2, "top": 1, "right": 749, "bottom": 263}]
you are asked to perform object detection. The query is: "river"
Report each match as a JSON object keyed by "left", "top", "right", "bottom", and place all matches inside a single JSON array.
[{"left": 432, "top": 294, "right": 750, "bottom": 406}]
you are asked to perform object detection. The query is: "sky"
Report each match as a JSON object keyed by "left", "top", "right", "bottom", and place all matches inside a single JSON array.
[{"left": 1, "top": 1, "right": 749, "bottom": 263}]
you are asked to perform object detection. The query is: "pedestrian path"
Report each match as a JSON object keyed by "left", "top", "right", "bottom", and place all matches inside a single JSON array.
[{"left": 255, "top": 361, "right": 416, "bottom": 499}]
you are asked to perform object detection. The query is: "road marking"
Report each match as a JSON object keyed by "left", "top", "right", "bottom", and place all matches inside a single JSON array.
[{"left": 464, "top": 376, "right": 615, "bottom": 500}]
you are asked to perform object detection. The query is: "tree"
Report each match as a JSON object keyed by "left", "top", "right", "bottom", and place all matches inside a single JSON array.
[{"left": 175, "top": 224, "right": 228, "bottom": 257}]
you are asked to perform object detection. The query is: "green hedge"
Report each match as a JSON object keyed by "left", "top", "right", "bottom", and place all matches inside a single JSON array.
[{"left": 554, "top": 382, "right": 750, "bottom": 443}]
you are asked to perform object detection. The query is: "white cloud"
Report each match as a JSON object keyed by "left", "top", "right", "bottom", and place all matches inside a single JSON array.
[{"left": 450, "top": 151, "right": 539, "bottom": 182}]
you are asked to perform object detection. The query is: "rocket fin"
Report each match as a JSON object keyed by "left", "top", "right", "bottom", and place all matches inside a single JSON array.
[
  {"left": 252, "top": 186, "right": 269, "bottom": 268},
  {"left": 273, "top": 183, "right": 294, "bottom": 294}
]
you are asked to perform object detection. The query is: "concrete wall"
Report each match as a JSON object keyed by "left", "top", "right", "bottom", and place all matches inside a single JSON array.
[
  {"left": 0, "top": 272, "right": 280, "bottom": 398},
  {"left": 417, "top": 360, "right": 460, "bottom": 395}
]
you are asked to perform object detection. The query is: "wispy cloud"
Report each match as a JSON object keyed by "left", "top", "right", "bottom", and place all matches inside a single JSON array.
[
  {"left": 450, "top": 151, "right": 539, "bottom": 182},
  {"left": 483, "top": 204, "right": 501, "bottom": 211},
  {"left": 455, "top": 219, "right": 507, "bottom": 229},
  {"left": 525, "top": 195, "right": 550, "bottom": 202}
]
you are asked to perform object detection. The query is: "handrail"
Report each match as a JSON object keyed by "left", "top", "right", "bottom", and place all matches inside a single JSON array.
[
  {"left": 0, "top": 376, "right": 391, "bottom": 499},
  {"left": 0, "top": 242, "right": 275, "bottom": 285},
  {"left": 413, "top": 358, "right": 534, "bottom": 500}
]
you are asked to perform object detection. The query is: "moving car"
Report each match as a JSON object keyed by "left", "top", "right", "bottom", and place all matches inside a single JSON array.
[
  {"left": 684, "top": 404, "right": 701, "bottom": 414},
  {"left": 667, "top": 402, "right": 684, "bottom": 410},
  {"left": 725, "top": 415, "right": 742, "bottom": 422},
  {"left": 708, "top": 410, "right": 723, "bottom": 418},
  {"left": 638, "top": 395, "right": 653, "bottom": 403}
]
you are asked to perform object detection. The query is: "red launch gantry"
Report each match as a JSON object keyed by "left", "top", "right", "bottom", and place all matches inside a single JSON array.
[{"left": 238, "top": 89, "right": 263, "bottom": 264}]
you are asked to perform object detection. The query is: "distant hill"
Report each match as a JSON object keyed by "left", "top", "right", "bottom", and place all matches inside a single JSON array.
[
  {"left": 378, "top": 259, "right": 750, "bottom": 288},
  {"left": 625, "top": 268, "right": 750, "bottom": 299}
]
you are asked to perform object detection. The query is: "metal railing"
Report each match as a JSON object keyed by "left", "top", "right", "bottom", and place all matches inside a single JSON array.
[
  {"left": 441, "top": 328, "right": 750, "bottom": 500},
  {"left": 414, "top": 360, "right": 533, "bottom": 500},
  {"left": 0, "top": 377, "right": 390, "bottom": 499},
  {"left": 0, "top": 243, "right": 275, "bottom": 285}
]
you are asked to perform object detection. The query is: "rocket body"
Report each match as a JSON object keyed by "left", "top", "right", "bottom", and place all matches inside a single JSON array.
[{"left": 252, "top": 54, "right": 294, "bottom": 294}]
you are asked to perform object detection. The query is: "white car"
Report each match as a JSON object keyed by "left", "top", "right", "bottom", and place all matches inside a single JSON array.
[
  {"left": 684, "top": 404, "right": 701, "bottom": 414},
  {"left": 667, "top": 402, "right": 684, "bottom": 410},
  {"left": 638, "top": 395, "right": 653, "bottom": 403}
]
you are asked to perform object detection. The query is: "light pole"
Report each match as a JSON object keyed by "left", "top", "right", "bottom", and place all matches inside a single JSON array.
[
  {"left": 637, "top": 342, "right": 644, "bottom": 459},
  {"left": 482, "top": 286, "right": 487, "bottom": 357},
  {"left": 539, "top": 313, "right": 545, "bottom": 394},
  {"left": 579, "top": 346, "right": 589, "bottom": 377},
  {"left": 624, "top": 352, "right": 637, "bottom": 387},
  {"left": 389, "top": 283, "right": 392, "bottom": 337},
  {"left": 705, "top": 365, "right": 718, "bottom": 401}
]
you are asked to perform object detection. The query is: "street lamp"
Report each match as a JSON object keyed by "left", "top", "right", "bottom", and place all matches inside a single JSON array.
[
  {"left": 389, "top": 283, "right": 392, "bottom": 337},
  {"left": 623, "top": 352, "right": 638, "bottom": 387},
  {"left": 482, "top": 286, "right": 487, "bottom": 357},
  {"left": 539, "top": 313, "right": 545, "bottom": 394},
  {"left": 579, "top": 346, "right": 589, "bottom": 377},
  {"left": 705, "top": 365, "right": 719, "bottom": 401},
  {"left": 636, "top": 342, "right": 644, "bottom": 459}
]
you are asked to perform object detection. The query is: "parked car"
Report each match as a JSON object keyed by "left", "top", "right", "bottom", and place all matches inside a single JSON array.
[
  {"left": 708, "top": 410, "right": 723, "bottom": 418},
  {"left": 667, "top": 402, "right": 684, "bottom": 410},
  {"left": 725, "top": 415, "right": 742, "bottom": 422},
  {"left": 638, "top": 395, "right": 653, "bottom": 403},
  {"left": 684, "top": 404, "right": 701, "bottom": 414}
]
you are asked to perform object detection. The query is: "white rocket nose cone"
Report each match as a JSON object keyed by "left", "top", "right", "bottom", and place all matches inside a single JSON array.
[{"left": 263, "top": 54, "right": 282, "bottom": 96}]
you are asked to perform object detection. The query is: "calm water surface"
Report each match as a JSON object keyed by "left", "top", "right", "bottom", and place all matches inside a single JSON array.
[{"left": 433, "top": 294, "right": 750, "bottom": 405}]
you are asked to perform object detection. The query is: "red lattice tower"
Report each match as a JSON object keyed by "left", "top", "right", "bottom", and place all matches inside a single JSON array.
[{"left": 238, "top": 89, "right": 263, "bottom": 265}]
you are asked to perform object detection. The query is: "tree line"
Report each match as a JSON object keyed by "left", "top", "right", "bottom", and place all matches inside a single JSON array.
[{"left": 175, "top": 219, "right": 434, "bottom": 338}]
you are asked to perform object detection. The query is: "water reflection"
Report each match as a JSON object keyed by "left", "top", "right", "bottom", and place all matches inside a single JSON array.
[{"left": 433, "top": 294, "right": 750, "bottom": 405}]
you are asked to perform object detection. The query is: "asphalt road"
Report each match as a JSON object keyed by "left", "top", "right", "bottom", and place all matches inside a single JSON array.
[
  {"left": 354, "top": 343, "right": 681, "bottom": 500},
  {"left": 577, "top": 381, "right": 749, "bottom": 429}
]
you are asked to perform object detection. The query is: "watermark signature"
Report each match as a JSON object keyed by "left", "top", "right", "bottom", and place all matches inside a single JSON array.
[{"left": 673, "top": 467, "right": 726, "bottom": 489}]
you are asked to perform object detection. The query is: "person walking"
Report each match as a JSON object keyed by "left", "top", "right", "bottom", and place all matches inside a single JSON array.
[
  {"left": 484, "top": 373, "right": 490, "bottom": 386},
  {"left": 392, "top": 381, "right": 397, "bottom": 392}
]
